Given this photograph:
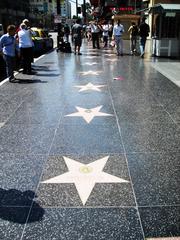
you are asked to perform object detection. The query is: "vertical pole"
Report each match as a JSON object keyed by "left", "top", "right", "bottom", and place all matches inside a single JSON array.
[
  {"left": 56, "top": 0, "right": 62, "bottom": 49},
  {"left": 76, "top": 0, "right": 78, "bottom": 17},
  {"left": 134, "top": 0, "right": 136, "bottom": 14},
  {"left": 83, "top": 0, "right": 86, "bottom": 23}
]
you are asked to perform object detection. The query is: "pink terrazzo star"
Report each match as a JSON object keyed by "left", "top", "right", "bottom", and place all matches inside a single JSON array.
[{"left": 113, "top": 76, "right": 124, "bottom": 81}]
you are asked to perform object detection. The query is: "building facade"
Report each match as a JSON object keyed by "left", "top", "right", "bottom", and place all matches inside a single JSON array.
[
  {"left": 29, "top": 0, "right": 54, "bottom": 28},
  {"left": 0, "top": 0, "right": 31, "bottom": 30},
  {"left": 52, "top": 0, "right": 71, "bottom": 22},
  {"left": 141, "top": 0, "right": 180, "bottom": 57},
  {"left": 60, "top": 0, "right": 71, "bottom": 18}
]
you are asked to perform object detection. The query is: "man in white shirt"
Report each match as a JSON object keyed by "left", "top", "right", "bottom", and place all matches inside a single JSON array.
[
  {"left": 90, "top": 21, "right": 100, "bottom": 49},
  {"left": 112, "top": 20, "right": 124, "bottom": 56},
  {"left": 18, "top": 23, "right": 34, "bottom": 74}
]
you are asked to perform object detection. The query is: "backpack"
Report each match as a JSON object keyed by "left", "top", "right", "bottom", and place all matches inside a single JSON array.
[
  {"left": 60, "top": 41, "right": 72, "bottom": 53},
  {"left": 131, "top": 25, "right": 138, "bottom": 36}
]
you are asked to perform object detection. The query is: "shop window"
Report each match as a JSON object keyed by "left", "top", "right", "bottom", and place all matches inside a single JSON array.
[
  {"left": 154, "top": 13, "right": 180, "bottom": 38},
  {"left": 161, "top": 13, "right": 179, "bottom": 38}
]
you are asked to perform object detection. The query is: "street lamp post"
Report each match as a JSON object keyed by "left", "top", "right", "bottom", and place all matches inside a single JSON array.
[
  {"left": 83, "top": 0, "right": 86, "bottom": 23},
  {"left": 56, "top": 0, "right": 63, "bottom": 49},
  {"left": 76, "top": 0, "right": 78, "bottom": 17}
]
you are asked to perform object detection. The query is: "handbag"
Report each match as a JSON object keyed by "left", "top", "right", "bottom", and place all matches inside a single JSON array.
[{"left": 110, "top": 40, "right": 115, "bottom": 47}]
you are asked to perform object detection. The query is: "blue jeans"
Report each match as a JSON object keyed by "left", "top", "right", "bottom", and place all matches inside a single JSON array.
[
  {"left": 115, "top": 36, "right": 123, "bottom": 54},
  {"left": 3, "top": 54, "right": 15, "bottom": 79},
  {"left": 139, "top": 37, "right": 147, "bottom": 55}
]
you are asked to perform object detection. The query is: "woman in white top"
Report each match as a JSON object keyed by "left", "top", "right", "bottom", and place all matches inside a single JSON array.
[
  {"left": 18, "top": 23, "right": 34, "bottom": 74},
  {"left": 112, "top": 20, "right": 124, "bottom": 56}
]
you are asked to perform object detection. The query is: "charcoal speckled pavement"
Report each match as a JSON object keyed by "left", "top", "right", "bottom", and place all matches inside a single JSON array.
[{"left": 0, "top": 40, "right": 180, "bottom": 240}]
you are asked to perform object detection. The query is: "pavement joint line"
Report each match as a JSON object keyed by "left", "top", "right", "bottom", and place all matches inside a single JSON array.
[{"left": 146, "top": 238, "right": 180, "bottom": 240}]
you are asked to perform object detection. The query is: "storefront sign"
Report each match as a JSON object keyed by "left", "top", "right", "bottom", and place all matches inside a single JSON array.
[{"left": 110, "top": 7, "right": 134, "bottom": 11}]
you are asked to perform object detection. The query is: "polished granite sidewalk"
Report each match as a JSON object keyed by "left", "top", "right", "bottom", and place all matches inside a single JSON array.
[{"left": 0, "top": 42, "right": 180, "bottom": 240}]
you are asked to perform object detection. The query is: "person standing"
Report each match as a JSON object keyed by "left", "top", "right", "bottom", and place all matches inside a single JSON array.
[
  {"left": 112, "top": 20, "right": 124, "bottom": 56},
  {"left": 90, "top": 21, "right": 100, "bottom": 49},
  {"left": 72, "top": 19, "right": 83, "bottom": 55},
  {"left": 22, "top": 19, "right": 34, "bottom": 65},
  {"left": 64, "top": 24, "right": 70, "bottom": 42},
  {"left": 128, "top": 22, "right": 139, "bottom": 55},
  {"left": 139, "top": 17, "right": 150, "bottom": 58},
  {"left": 0, "top": 25, "right": 20, "bottom": 82},
  {"left": 18, "top": 23, "right": 34, "bottom": 74}
]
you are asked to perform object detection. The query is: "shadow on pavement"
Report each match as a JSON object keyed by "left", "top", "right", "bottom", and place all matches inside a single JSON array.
[
  {"left": 14, "top": 79, "right": 48, "bottom": 84},
  {"left": 0, "top": 188, "right": 45, "bottom": 224},
  {"left": 35, "top": 73, "right": 60, "bottom": 77}
]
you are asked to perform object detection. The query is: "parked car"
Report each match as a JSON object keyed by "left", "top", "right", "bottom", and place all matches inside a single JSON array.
[{"left": 31, "top": 27, "right": 54, "bottom": 54}]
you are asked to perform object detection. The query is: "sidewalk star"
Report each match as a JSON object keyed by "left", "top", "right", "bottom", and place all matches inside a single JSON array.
[
  {"left": 106, "top": 59, "right": 117, "bottom": 62},
  {"left": 74, "top": 83, "right": 106, "bottom": 92},
  {"left": 79, "top": 70, "right": 102, "bottom": 76},
  {"left": 65, "top": 106, "right": 113, "bottom": 123},
  {"left": 84, "top": 56, "right": 98, "bottom": 59},
  {"left": 105, "top": 54, "right": 116, "bottom": 57},
  {"left": 84, "top": 62, "right": 98, "bottom": 66},
  {"left": 42, "top": 156, "right": 129, "bottom": 205}
]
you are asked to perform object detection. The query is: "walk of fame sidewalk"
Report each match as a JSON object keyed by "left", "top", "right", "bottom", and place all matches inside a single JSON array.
[{"left": 0, "top": 43, "right": 179, "bottom": 240}]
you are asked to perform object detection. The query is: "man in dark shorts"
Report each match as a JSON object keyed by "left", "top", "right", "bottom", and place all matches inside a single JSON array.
[{"left": 72, "top": 19, "right": 82, "bottom": 55}]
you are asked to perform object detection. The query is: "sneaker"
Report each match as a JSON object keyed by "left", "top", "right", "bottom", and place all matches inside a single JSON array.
[
  {"left": 78, "top": 52, "right": 82, "bottom": 55},
  {"left": 140, "top": 53, "right": 144, "bottom": 58}
]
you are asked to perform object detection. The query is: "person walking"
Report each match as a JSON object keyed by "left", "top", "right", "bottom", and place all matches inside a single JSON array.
[
  {"left": 112, "top": 20, "right": 124, "bottom": 56},
  {"left": 139, "top": 17, "right": 150, "bottom": 58},
  {"left": 102, "top": 21, "right": 109, "bottom": 48},
  {"left": 128, "top": 22, "right": 139, "bottom": 55},
  {"left": 0, "top": 25, "right": 20, "bottom": 82},
  {"left": 18, "top": 23, "right": 34, "bottom": 74},
  {"left": 72, "top": 19, "right": 83, "bottom": 55},
  {"left": 108, "top": 21, "right": 113, "bottom": 45},
  {"left": 90, "top": 21, "right": 101, "bottom": 49},
  {"left": 86, "top": 24, "right": 92, "bottom": 42}
]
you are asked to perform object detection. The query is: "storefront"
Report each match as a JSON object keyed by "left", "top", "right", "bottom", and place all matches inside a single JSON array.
[
  {"left": 150, "top": 4, "right": 180, "bottom": 57},
  {"left": 113, "top": 14, "right": 140, "bottom": 39}
]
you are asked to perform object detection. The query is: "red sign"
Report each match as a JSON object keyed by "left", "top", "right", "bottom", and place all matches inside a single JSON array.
[{"left": 110, "top": 7, "right": 134, "bottom": 11}]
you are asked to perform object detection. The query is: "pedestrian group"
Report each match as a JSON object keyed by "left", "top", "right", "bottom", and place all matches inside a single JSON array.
[
  {"left": 0, "top": 17, "right": 150, "bottom": 83},
  {"left": 71, "top": 17, "right": 150, "bottom": 57},
  {"left": 0, "top": 19, "right": 35, "bottom": 82}
]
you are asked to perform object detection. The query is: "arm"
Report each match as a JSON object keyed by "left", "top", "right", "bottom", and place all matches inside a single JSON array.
[
  {"left": 112, "top": 26, "right": 115, "bottom": 36},
  {"left": 0, "top": 36, "right": 4, "bottom": 55},
  {"left": 121, "top": 25, "right": 125, "bottom": 33},
  {"left": 128, "top": 26, "right": 132, "bottom": 32}
]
